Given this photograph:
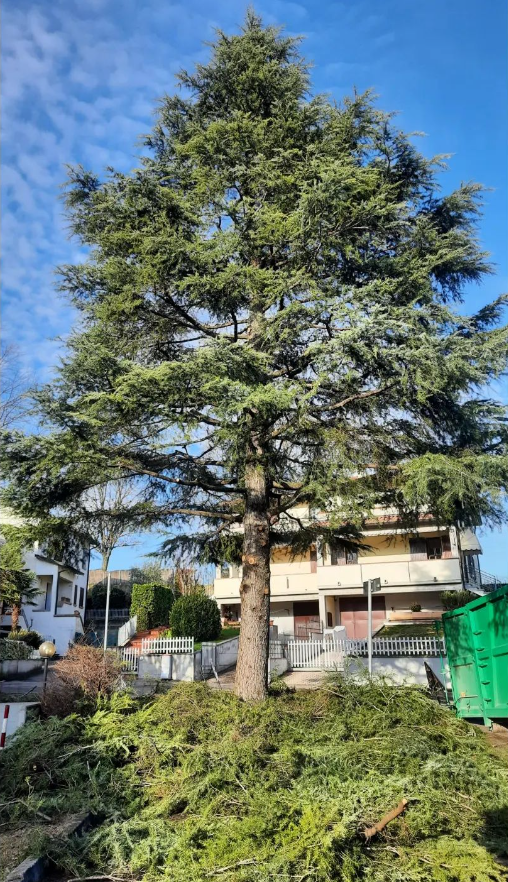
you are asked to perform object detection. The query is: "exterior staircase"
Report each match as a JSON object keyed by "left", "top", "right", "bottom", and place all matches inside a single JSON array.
[
  {"left": 127, "top": 625, "right": 168, "bottom": 649},
  {"left": 466, "top": 570, "right": 504, "bottom": 596}
]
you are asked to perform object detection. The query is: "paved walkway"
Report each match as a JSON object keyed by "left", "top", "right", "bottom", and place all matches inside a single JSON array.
[
  {"left": 280, "top": 670, "right": 326, "bottom": 690},
  {"left": 205, "top": 667, "right": 327, "bottom": 692},
  {"left": 0, "top": 669, "right": 56, "bottom": 698}
]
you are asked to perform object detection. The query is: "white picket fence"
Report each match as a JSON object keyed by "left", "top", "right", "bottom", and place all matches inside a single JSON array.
[
  {"left": 285, "top": 636, "right": 445, "bottom": 670},
  {"left": 140, "top": 636, "right": 194, "bottom": 655},
  {"left": 116, "top": 646, "right": 140, "bottom": 673}
]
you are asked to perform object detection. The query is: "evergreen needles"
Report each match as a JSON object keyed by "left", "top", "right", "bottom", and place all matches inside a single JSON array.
[{"left": 1, "top": 680, "right": 507, "bottom": 881}]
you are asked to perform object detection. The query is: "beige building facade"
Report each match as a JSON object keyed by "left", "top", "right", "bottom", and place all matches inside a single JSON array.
[{"left": 212, "top": 508, "right": 482, "bottom": 639}]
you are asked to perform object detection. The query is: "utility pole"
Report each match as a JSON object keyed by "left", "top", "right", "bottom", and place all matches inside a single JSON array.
[{"left": 103, "top": 571, "right": 111, "bottom": 654}]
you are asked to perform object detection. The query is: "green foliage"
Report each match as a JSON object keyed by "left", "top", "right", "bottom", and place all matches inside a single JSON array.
[
  {"left": 0, "top": 636, "right": 32, "bottom": 660},
  {"left": 130, "top": 582, "right": 175, "bottom": 631},
  {"left": 441, "top": 589, "right": 477, "bottom": 611},
  {"left": 7, "top": 629, "right": 43, "bottom": 648},
  {"left": 130, "top": 563, "right": 172, "bottom": 586},
  {"left": 0, "top": 524, "right": 37, "bottom": 605},
  {"left": 410, "top": 602, "right": 422, "bottom": 613},
  {"left": 1, "top": 681, "right": 507, "bottom": 881},
  {"left": 0, "top": 12, "right": 506, "bottom": 579},
  {"left": 89, "top": 582, "right": 128, "bottom": 609},
  {"left": 170, "top": 594, "right": 222, "bottom": 641}
]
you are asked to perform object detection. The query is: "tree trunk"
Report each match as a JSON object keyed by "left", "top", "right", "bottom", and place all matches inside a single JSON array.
[
  {"left": 11, "top": 601, "right": 20, "bottom": 631},
  {"left": 235, "top": 461, "right": 271, "bottom": 700}
]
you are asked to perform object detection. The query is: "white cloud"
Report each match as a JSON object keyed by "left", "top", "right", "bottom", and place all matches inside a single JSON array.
[{"left": 1, "top": 0, "right": 242, "bottom": 379}]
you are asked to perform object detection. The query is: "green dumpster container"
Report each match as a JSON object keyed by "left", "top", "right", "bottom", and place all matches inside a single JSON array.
[{"left": 442, "top": 583, "right": 508, "bottom": 726}]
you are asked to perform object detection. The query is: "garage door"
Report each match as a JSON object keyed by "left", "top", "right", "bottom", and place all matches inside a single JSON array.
[
  {"left": 293, "top": 601, "right": 320, "bottom": 638},
  {"left": 340, "top": 597, "right": 386, "bottom": 639}
]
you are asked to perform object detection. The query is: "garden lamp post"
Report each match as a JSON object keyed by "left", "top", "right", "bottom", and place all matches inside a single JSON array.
[{"left": 39, "top": 640, "right": 56, "bottom": 693}]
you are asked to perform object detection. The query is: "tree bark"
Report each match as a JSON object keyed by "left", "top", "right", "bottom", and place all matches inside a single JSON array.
[{"left": 235, "top": 461, "right": 271, "bottom": 700}]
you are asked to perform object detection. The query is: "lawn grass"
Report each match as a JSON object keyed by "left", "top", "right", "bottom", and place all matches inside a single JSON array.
[
  {"left": 376, "top": 622, "right": 443, "bottom": 637},
  {"left": 1, "top": 678, "right": 507, "bottom": 882},
  {"left": 193, "top": 626, "right": 239, "bottom": 651}
]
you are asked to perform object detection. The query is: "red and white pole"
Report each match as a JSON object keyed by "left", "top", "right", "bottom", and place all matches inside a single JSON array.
[{"left": 0, "top": 704, "right": 10, "bottom": 749}]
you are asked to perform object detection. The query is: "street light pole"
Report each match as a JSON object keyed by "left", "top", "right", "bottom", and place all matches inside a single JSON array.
[
  {"left": 367, "top": 579, "right": 373, "bottom": 677},
  {"left": 103, "top": 571, "right": 111, "bottom": 654},
  {"left": 39, "top": 641, "right": 56, "bottom": 693},
  {"left": 363, "top": 577, "right": 380, "bottom": 677}
]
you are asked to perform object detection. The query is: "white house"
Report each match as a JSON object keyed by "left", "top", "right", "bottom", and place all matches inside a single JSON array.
[
  {"left": 213, "top": 506, "right": 486, "bottom": 639},
  {"left": 0, "top": 510, "right": 90, "bottom": 655}
]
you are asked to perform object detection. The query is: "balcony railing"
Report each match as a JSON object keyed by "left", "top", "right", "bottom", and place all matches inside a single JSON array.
[{"left": 465, "top": 569, "right": 503, "bottom": 595}]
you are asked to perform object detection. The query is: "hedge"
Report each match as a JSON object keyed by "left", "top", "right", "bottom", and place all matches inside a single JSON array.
[
  {"left": 130, "top": 582, "right": 175, "bottom": 631},
  {"left": 6, "top": 629, "right": 43, "bottom": 649},
  {"left": 440, "top": 589, "right": 477, "bottom": 611},
  {"left": 170, "top": 594, "right": 222, "bottom": 642},
  {"left": 0, "top": 638, "right": 32, "bottom": 661},
  {"left": 89, "top": 582, "right": 129, "bottom": 610}
]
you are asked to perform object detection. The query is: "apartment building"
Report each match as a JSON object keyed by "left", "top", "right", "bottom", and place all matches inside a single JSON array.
[
  {"left": 0, "top": 510, "right": 90, "bottom": 655},
  {"left": 213, "top": 508, "right": 483, "bottom": 639}
]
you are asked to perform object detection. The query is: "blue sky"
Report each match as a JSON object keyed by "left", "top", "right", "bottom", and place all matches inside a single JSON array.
[{"left": 2, "top": 0, "right": 507, "bottom": 576}]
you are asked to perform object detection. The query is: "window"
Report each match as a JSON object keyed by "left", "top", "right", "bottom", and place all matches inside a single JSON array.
[
  {"left": 326, "top": 611, "right": 333, "bottom": 628},
  {"left": 44, "top": 581, "right": 52, "bottom": 611},
  {"left": 463, "top": 554, "right": 479, "bottom": 584},
  {"left": 410, "top": 534, "right": 452, "bottom": 561},
  {"left": 79, "top": 587, "right": 85, "bottom": 608},
  {"left": 220, "top": 562, "right": 230, "bottom": 579},
  {"left": 73, "top": 585, "right": 78, "bottom": 606},
  {"left": 330, "top": 542, "right": 358, "bottom": 566},
  {"left": 426, "top": 538, "right": 443, "bottom": 560}
]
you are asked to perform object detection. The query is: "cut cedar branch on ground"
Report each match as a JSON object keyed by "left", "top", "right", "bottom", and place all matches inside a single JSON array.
[{"left": 1, "top": 677, "right": 508, "bottom": 882}]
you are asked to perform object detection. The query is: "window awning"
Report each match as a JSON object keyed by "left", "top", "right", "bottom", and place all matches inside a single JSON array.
[{"left": 459, "top": 528, "right": 482, "bottom": 554}]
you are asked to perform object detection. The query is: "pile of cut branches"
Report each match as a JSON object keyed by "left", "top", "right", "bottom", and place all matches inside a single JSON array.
[{"left": 1, "top": 678, "right": 507, "bottom": 882}]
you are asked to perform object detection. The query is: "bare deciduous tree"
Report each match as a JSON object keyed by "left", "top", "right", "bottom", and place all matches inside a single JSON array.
[
  {"left": 83, "top": 482, "right": 139, "bottom": 572},
  {"left": 0, "top": 344, "right": 31, "bottom": 430}
]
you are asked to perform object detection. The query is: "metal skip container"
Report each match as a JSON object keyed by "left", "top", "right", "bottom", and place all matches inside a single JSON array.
[{"left": 442, "top": 583, "right": 508, "bottom": 726}]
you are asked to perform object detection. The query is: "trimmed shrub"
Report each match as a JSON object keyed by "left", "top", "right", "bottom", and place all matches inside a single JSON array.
[
  {"left": 170, "top": 594, "right": 221, "bottom": 641},
  {"left": 0, "top": 637, "right": 32, "bottom": 660},
  {"left": 441, "top": 589, "right": 477, "bottom": 611},
  {"left": 130, "top": 582, "right": 175, "bottom": 631},
  {"left": 89, "top": 582, "right": 129, "bottom": 609},
  {"left": 6, "top": 628, "right": 43, "bottom": 649},
  {"left": 410, "top": 602, "right": 422, "bottom": 613}
]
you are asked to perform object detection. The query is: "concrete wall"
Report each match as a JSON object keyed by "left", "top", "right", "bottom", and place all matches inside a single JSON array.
[
  {"left": 138, "top": 651, "right": 202, "bottom": 682},
  {"left": 345, "top": 656, "right": 451, "bottom": 688},
  {"left": 268, "top": 656, "right": 289, "bottom": 678},
  {"left": 202, "top": 637, "right": 239, "bottom": 675},
  {"left": 0, "top": 659, "right": 43, "bottom": 680},
  {"left": 269, "top": 602, "right": 295, "bottom": 636},
  {"left": 385, "top": 591, "right": 443, "bottom": 618},
  {"left": 0, "top": 702, "right": 40, "bottom": 742},
  {"left": 172, "top": 652, "right": 199, "bottom": 682},
  {"left": 138, "top": 654, "right": 172, "bottom": 680}
]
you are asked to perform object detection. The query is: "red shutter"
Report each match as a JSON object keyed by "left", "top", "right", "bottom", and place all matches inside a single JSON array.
[
  {"left": 331, "top": 542, "right": 346, "bottom": 566},
  {"left": 442, "top": 534, "right": 452, "bottom": 559}
]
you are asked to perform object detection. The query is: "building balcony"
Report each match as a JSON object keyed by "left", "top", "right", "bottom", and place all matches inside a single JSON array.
[
  {"left": 213, "top": 571, "right": 319, "bottom": 601},
  {"left": 318, "top": 557, "right": 462, "bottom": 593},
  {"left": 213, "top": 557, "right": 462, "bottom": 602}
]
